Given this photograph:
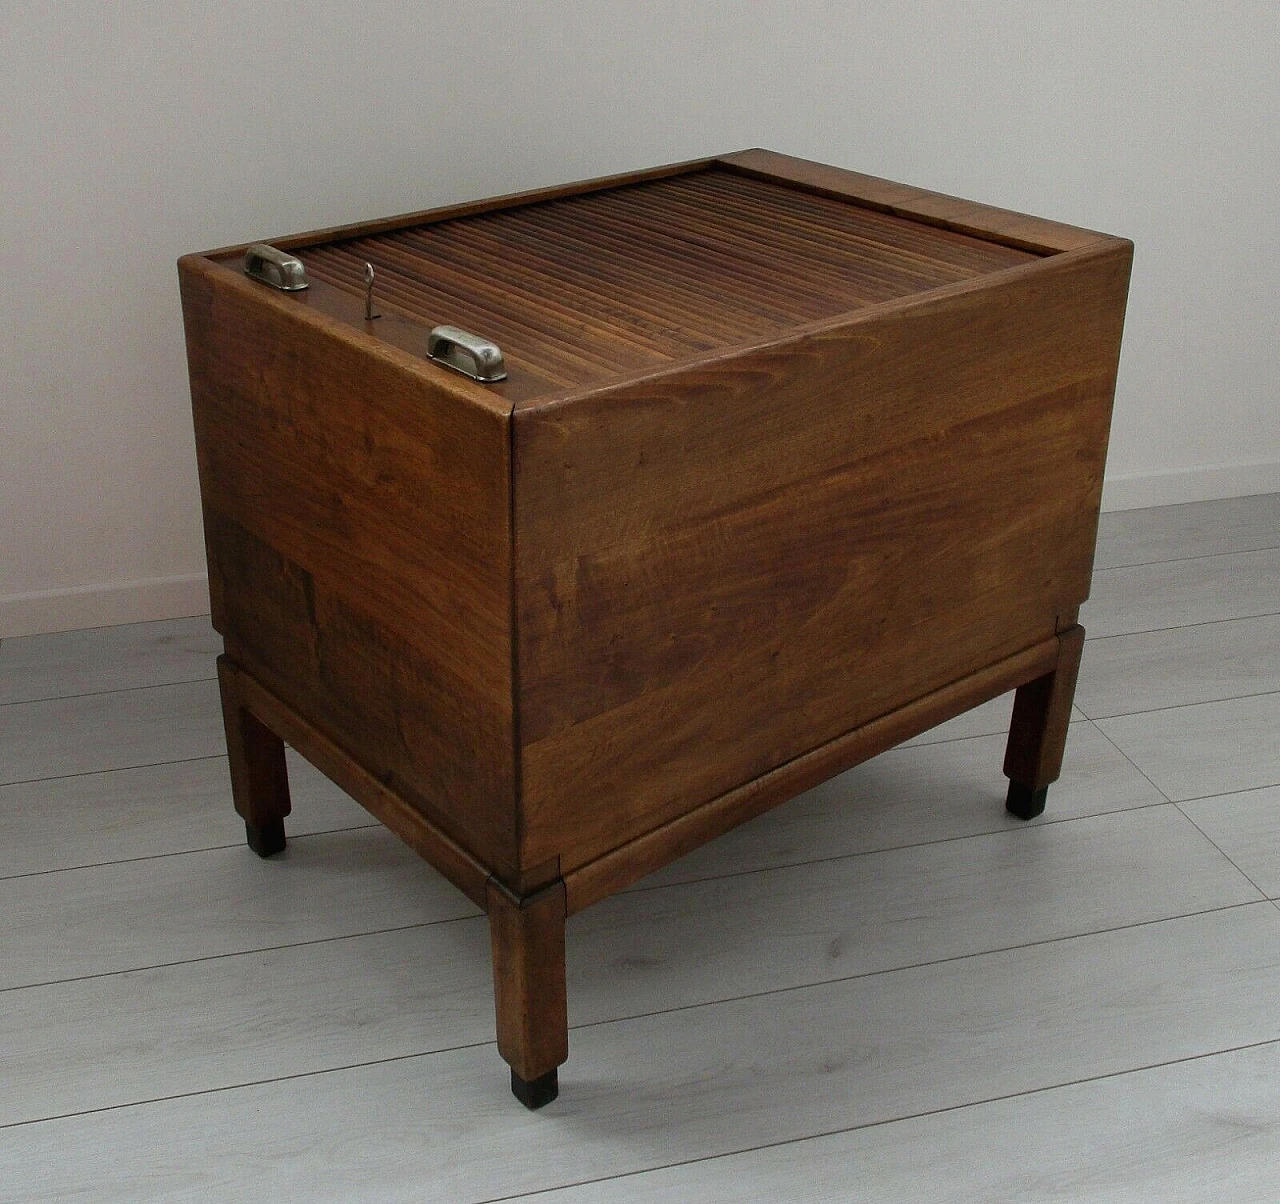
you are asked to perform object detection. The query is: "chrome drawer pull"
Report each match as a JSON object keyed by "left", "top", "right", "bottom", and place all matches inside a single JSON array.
[
  {"left": 428, "top": 325, "right": 507, "bottom": 383},
  {"left": 244, "top": 243, "right": 310, "bottom": 291}
]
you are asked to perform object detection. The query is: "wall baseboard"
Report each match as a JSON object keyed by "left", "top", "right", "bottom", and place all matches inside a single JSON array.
[
  {"left": 3, "top": 460, "right": 1277, "bottom": 637},
  {"left": 0, "top": 573, "right": 211, "bottom": 639},
  {"left": 1100, "top": 460, "right": 1280, "bottom": 513}
]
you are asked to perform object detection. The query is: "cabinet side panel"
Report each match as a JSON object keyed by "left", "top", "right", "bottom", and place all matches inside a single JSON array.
[
  {"left": 180, "top": 260, "right": 516, "bottom": 872},
  {"left": 514, "top": 244, "right": 1132, "bottom": 872}
]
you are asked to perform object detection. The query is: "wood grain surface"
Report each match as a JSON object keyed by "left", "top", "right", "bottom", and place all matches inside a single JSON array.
[
  {"left": 179, "top": 256, "right": 518, "bottom": 873},
  {"left": 217, "top": 655, "right": 290, "bottom": 832},
  {"left": 1004, "top": 623, "right": 1087, "bottom": 791},
  {"left": 487, "top": 879, "right": 569, "bottom": 1082},
  {"left": 181, "top": 150, "right": 1132, "bottom": 901},
  {"left": 223, "top": 658, "right": 493, "bottom": 908},
  {"left": 720, "top": 149, "right": 1118, "bottom": 254},
  {"left": 562, "top": 636, "right": 1059, "bottom": 913},
  {"left": 514, "top": 240, "right": 1132, "bottom": 874},
  {"left": 296, "top": 167, "right": 1034, "bottom": 393}
]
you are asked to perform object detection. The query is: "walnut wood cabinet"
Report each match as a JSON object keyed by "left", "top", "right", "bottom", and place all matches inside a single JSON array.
[{"left": 180, "top": 150, "right": 1131, "bottom": 1108}]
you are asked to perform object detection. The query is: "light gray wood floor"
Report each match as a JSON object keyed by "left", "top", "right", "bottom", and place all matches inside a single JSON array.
[{"left": 1, "top": 494, "right": 1277, "bottom": 1202}]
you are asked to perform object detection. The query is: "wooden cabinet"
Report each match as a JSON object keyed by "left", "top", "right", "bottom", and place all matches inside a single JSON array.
[{"left": 180, "top": 150, "right": 1131, "bottom": 1108}]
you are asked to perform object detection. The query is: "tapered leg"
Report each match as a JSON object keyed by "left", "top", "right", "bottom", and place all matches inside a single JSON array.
[
  {"left": 487, "top": 877, "right": 568, "bottom": 1109},
  {"left": 217, "top": 656, "right": 291, "bottom": 856},
  {"left": 1003, "top": 624, "right": 1085, "bottom": 820}
]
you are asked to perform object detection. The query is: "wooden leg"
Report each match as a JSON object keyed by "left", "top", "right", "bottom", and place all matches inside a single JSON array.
[
  {"left": 217, "top": 656, "right": 291, "bottom": 857},
  {"left": 1003, "top": 625, "right": 1085, "bottom": 820},
  {"left": 487, "top": 877, "right": 568, "bottom": 1109}
]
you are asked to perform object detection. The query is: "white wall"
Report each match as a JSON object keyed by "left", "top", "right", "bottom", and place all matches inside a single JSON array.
[{"left": 2, "top": 1, "right": 1277, "bottom": 636}]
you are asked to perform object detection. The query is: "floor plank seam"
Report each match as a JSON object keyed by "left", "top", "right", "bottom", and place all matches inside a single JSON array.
[
  {"left": 1076, "top": 685, "right": 1280, "bottom": 723},
  {"left": 0, "top": 753, "right": 226, "bottom": 791},
  {"left": 0, "top": 821, "right": 383, "bottom": 883},
  {"left": 0, "top": 615, "right": 213, "bottom": 638},
  {"left": 617, "top": 798, "right": 1177, "bottom": 897},
  {"left": 566, "top": 900, "right": 1270, "bottom": 1036},
  {"left": 1093, "top": 542, "right": 1280, "bottom": 573},
  {"left": 1175, "top": 805, "right": 1275, "bottom": 900},
  {"left": 1088, "top": 723, "right": 1174, "bottom": 804},
  {"left": 0, "top": 912, "right": 485, "bottom": 997},
  {"left": 0, "top": 674, "right": 218, "bottom": 710},
  {"left": 1092, "top": 544, "right": 1280, "bottom": 575},
  {"left": 7, "top": 930, "right": 1277, "bottom": 1140},
  {"left": 0, "top": 802, "right": 1206, "bottom": 996},
  {"left": 1083, "top": 610, "right": 1280, "bottom": 643},
  {"left": 1175, "top": 779, "right": 1280, "bottom": 805},
  {"left": 0, "top": 1041, "right": 499, "bottom": 1132},
  {"left": 465, "top": 1034, "right": 1280, "bottom": 1204},
  {"left": 1082, "top": 609, "right": 1280, "bottom": 641}
]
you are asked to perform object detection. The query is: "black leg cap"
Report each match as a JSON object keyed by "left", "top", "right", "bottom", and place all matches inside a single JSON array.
[
  {"left": 1006, "top": 782, "right": 1048, "bottom": 821},
  {"left": 511, "top": 1067, "right": 559, "bottom": 1110},
  {"left": 246, "top": 818, "right": 286, "bottom": 857}
]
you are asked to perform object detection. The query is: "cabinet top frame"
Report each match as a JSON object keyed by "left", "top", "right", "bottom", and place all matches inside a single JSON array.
[{"left": 180, "top": 148, "right": 1132, "bottom": 414}]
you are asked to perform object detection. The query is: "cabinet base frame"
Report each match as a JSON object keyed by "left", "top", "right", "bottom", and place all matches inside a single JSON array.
[{"left": 215, "top": 625, "right": 1083, "bottom": 1107}]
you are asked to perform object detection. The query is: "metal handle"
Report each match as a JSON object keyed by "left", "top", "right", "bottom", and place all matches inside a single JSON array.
[
  {"left": 244, "top": 243, "right": 309, "bottom": 291},
  {"left": 428, "top": 325, "right": 507, "bottom": 383}
]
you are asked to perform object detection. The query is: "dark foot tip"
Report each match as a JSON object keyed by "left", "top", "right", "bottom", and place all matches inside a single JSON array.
[
  {"left": 511, "top": 1067, "right": 558, "bottom": 1110},
  {"left": 1006, "top": 782, "right": 1048, "bottom": 820},
  {"left": 246, "top": 819, "right": 286, "bottom": 857}
]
